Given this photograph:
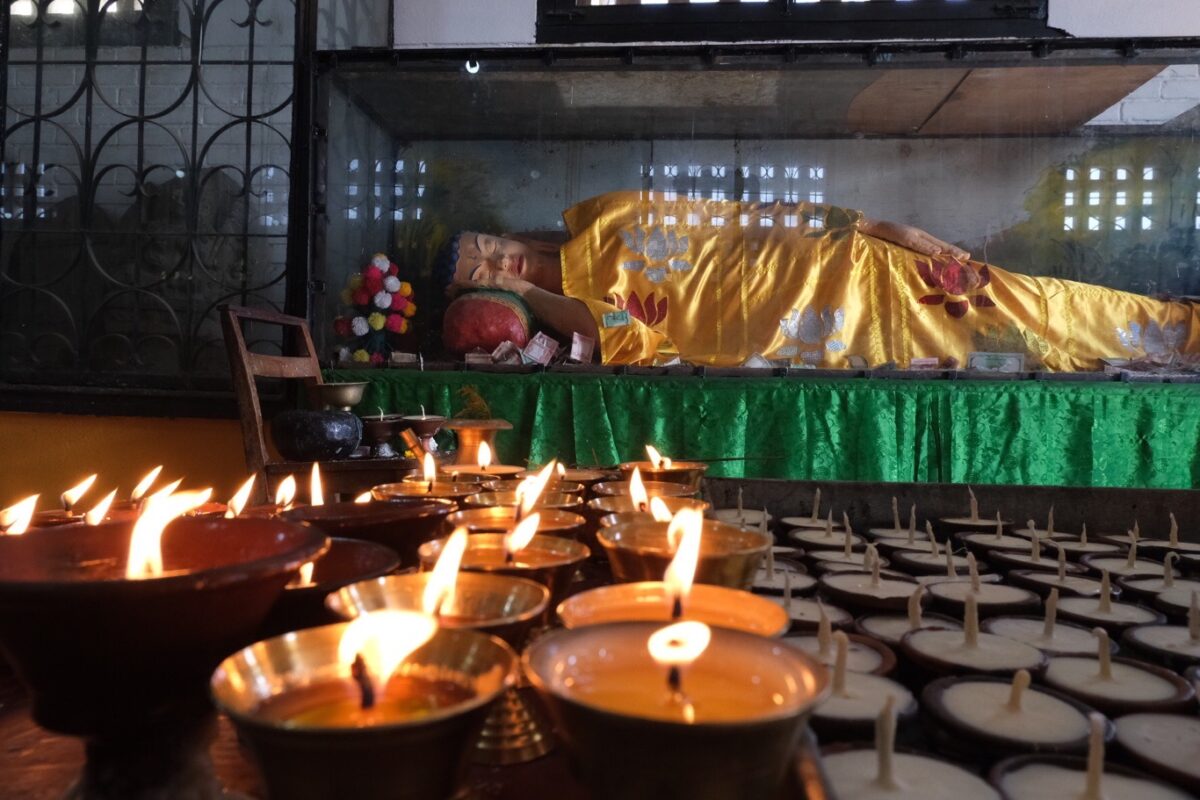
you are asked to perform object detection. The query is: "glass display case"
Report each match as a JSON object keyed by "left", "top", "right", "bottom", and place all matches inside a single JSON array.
[{"left": 315, "top": 44, "right": 1200, "bottom": 375}]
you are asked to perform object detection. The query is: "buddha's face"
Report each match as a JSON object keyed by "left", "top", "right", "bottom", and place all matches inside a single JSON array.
[{"left": 452, "top": 232, "right": 562, "bottom": 293}]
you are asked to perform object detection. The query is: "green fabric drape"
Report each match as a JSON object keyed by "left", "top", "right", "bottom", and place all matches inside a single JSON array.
[{"left": 328, "top": 369, "right": 1200, "bottom": 489}]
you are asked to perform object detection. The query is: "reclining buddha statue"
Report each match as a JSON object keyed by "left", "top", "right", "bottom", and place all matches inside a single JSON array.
[{"left": 437, "top": 190, "right": 1197, "bottom": 370}]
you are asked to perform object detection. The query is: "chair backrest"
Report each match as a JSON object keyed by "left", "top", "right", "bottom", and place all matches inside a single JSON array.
[{"left": 220, "top": 305, "right": 323, "bottom": 477}]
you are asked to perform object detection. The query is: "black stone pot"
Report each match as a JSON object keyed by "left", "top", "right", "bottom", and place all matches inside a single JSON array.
[{"left": 271, "top": 410, "right": 362, "bottom": 461}]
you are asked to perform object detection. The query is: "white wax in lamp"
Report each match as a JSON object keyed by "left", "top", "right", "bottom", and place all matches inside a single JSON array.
[
  {"left": 1045, "top": 629, "right": 1178, "bottom": 702},
  {"left": 963, "top": 524, "right": 1034, "bottom": 552},
  {"left": 821, "top": 570, "right": 916, "bottom": 602},
  {"left": 928, "top": 554, "right": 1035, "bottom": 606},
  {"left": 939, "top": 670, "right": 1090, "bottom": 744},
  {"left": 1017, "top": 572, "right": 1106, "bottom": 596},
  {"left": 1122, "top": 553, "right": 1200, "bottom": 596},
  {"left": 1000, "top": 715, "right": 1192, "bottom": 800},
  {"left": 769, "top": 593, "right": 852, "bottom": 627},
  {"left": 985, "top": 590, "right": 1098, "bottom": 657},
  {"left": 1086, "top": 541, "right": 1172, "bottom": 578},
  {"left": 753, "top": 564, "right": 815, "bottom": 594},
  {"left": 786, "top": 606, "right": 885, "bottom": 674},
  {"left": 1115, "top": 713, "right": 1200, "bottom": 787},
  {"left": 822, "top": 697, "right": 1001, "bottom": 800},
  {"left": 790, "top": 510, "right": 856, "bottom": 547},
  {"left": 866, "top": 499, "right": 918, "bottom": 540},
  {"left": 1058, "top": 570, "right": 1160, "bottom": 625},
  {"left": 549, "top": 621, "right": 810, "bottom": 725},
  {"left": 905, "top": 594, "right": 1043, "bottom": 672},
  {"left": 898, "top": 526, "right": 971, "bottom": 570},
  {"left": 1126, "top": 590, "right": 1200, "bottom": 658},
  {"left": 1143, "top": 512, "right": 1200, "bottom": 552},
  {"left": 811, "top": 632, "right": 912, "bottom": 721}
]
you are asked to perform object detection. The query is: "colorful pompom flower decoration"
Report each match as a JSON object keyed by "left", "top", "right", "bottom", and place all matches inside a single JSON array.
[{"left": 334, "top": 253, "right": 418, "bottom": 365}]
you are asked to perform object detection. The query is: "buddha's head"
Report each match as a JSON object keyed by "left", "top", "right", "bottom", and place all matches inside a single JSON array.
[{"left": 438, "top": 232, "right": 563, "bottom": 295}]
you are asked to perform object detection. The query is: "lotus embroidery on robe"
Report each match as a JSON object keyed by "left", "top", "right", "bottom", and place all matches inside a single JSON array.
[
  {"left": 916, "top": 258, "right": 995, "bottom": 318},
  {"left": 618, "top": 225, "right": 693, "bottom": 284},
  {"left": 779, "top": 306, "right": 846, "bottom": 363}
]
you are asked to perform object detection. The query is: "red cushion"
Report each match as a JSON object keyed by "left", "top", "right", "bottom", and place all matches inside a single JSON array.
[{"left": 442, "top": 290, "right": 533, "bottom": 354}]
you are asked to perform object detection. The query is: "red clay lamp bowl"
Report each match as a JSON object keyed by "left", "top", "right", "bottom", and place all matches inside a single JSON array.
[
  {"left": 0, "top": 516, "right": 327, "bottom": 799},
  {"left": 258, "top": 537, "right": 402, "bottom": 638},
  {"left": 282, "top": 498, "right": 456, "bottom": 569}
]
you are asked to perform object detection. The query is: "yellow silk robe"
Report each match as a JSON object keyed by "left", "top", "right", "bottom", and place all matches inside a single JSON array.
[{"left": 560, "top": 191, "right": 1200, "bottom": 370}]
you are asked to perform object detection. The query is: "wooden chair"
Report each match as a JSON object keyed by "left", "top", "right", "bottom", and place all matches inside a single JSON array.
[{"left": 220, "top": 305, "right": 414, "bottom": 501}]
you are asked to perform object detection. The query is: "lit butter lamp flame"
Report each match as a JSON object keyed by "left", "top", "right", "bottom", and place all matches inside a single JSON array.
[
  {"left": 125, "top": 489, "right": 213, "bottom": 579},
  {"left": 555, "top": 462, "right": 566, "bottom": 486},
  {"left": 477, "top": 441, "right": 493, "bottom": 473},
  {"left": 646, "top": 445, "right": 672, "bottom": 471},
  {"left": 629, "top": 467, "right": 649, "bottom": 513},
  {"left": 648, "top": 496, "right": 674, "bottom": 523},
  {"left": 515, "top": 460, "right": 557, "bottom": 521},
  {"left": 354, "top": 492, "right": 373, "bottom": 504},
  {"left": 647, "top": 620, "right": 711, "bottom": 725},
  {"left": 84, "top": 489, "right": 118, "bottom": 526},
  {"left": 130, "top": 465, "right": 163, "bottom": 503},
  {"left": 275, "top": 475, "right": 297, "bottom": 510},
  {"left": 225, "top": 476, "right": 256, "bottom": 518},
  {"left": 0, "top": 494, "right": 38, "bottom": 535},
  {"left": 146, "top": 478, "right": 184, "bottom": 505},
  {"left": 61, "top": 474, "right": 97, "bottom": 513},
  {"left": 338, "top": 610, "right": 438, "bottom": 711},
  {"left": 310, "top": 463, "right": 324, "bottom": 506},
  {"left": 504, "top": 512, "right": 541, "bottom": 565},
  {"left": 290, "top": 561, "right": 316, "bottom": 588},
  {"left": 423, "top": 452, "right": 438, "bottom": 492},
  {"left": 423, "top": 527, "right": 468, "bottom": 617},
  {"left": 664, "top": 508, "right": 704, "bottom": 620}
]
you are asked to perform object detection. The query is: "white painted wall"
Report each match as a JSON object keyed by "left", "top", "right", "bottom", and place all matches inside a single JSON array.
[
  {"left": 1050, "top": 0, "right": 1200, "bottom": 38},
  {"left": 393, "top": 0, "right": 536, "bottom": 48}
]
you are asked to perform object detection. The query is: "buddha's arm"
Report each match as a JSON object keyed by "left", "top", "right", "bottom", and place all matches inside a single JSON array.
[
  {"left": 453, "top": 273, "right": 600, "bottom": 343},
  {"left": 857, "top": 217, "right": 971, "bottom": 261},
  {"left": 520, "top": 285, "right": 600, "bottom": 343}
]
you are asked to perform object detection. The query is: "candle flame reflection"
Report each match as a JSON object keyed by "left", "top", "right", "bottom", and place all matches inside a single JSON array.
[
  {"left": 125, "top": 489, "right": 212, "bottom": 578},
  {"left": 61, "top": 474, "right": 97, "bottom": 511},
  {"left": 423, "top": 527, "right": 468, "bottom": 616},
  {"left": 646, "top": 445, "right": 672, "bottom": 470},
  {"left": 647, "top": 620, "right": 711, "bottom": 724},
  {"left": 225, "top": 476, "right": 256, "bottom": 518},
  {"left": 423, "top": 453, "right": 437, "bottom": 486},
  {"left": 354, "top": 492, "right": 373, "bottom": 504},
  {"left": 0, "top": 494, "right": 38, "bottom": 535},
  {"left": 130, "top": 466, "right": 163, "bottom": 502},
  {"left": 338, "top": 610, "right": 438, "bottom": 707},
  {"left": 649, "top": 496, "right": 674, "bottom": 523},
  {"left": 310, "top": 463, "right": 324, "bottom": 506},
  {"left": 274, "top": 475, "right": 297, "bottom": 510},
  {"left": 292, "top": 561, "right": 315, "bottom": 587},
  {"left": 629, "top": 467, "right": 649, "bottom": 513},
  {"left": 84, "top": 489, "right": 117, "bottom": 526},
  {"left": 478, "top": 441, "right": 493, "bottom": 471},
  {"left": 505, "top": 512, "right": 541, "bottom": 557}
]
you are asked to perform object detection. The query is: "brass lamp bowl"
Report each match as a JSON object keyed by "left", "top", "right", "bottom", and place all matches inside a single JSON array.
[
  {"left": 372, "top": 481, "right": 481, "bottom": 505},
  {"left": 444, "top": 507, "right": 588, "bottom": 541},
  {"left": 557, "top": 581, "right": 789, "bottom": 637},
  {"left": 418, "top": 533, "right": 589, "bottom": 617},
  {"left": 517, "top": 467, "right": 616, "bottom": 492},
  {"left": 524, "top": 622, "right": 829, "bottom": 800},
  {"left": 482, "top": 479, "right": 585, "bottom": 496},
  {"left": 582, "top": 496, "right": 711, "bottom": 560},
  {"left": 282, "top": 498, "right": 456, "bottom": 569},
  {"left": 400, "top": 414, "right": 446, "bottom": 440},
  {"left": 592, "top": 479, "right": 698, "bottom": 499},
  {"left": 598, "top": 519, "right": 772, "bottom": 590},
  {"left": 617, "top": 460, "right": 709, "bottom": 491},
  {"left": 464, "top": 491, "right": 583, "bottom": 513},
  {"left": 312, "top": 381, "right": 368, "bottom": 411},
  {"left": 327, "top": 571, "right": 549, "bottom": 650},
  {"left": 212, "top": 624, "right": 516, "bottom": 800}
]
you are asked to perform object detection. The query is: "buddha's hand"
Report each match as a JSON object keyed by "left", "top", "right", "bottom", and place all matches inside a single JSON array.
[
  {"left": 858, "top": 218, "right": 970, "bottom": 261},
  {"left": 451, "top": 272, "right": 535, "bottom": 298}
]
